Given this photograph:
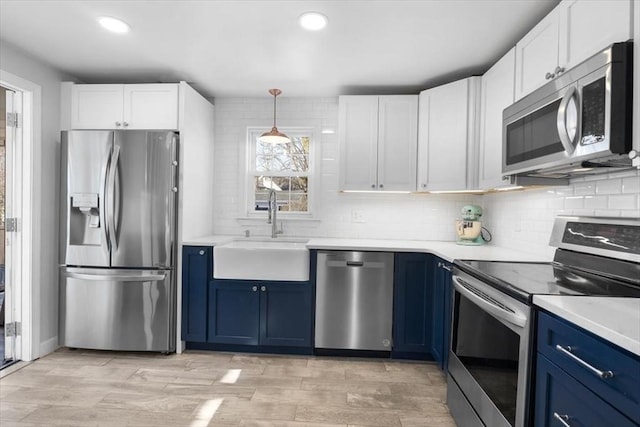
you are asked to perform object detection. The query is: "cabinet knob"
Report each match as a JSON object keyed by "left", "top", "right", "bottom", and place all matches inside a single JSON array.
[
  {"left": 252, "top": 286, "right": 258, "bottom": 292},
  {"left": 545, "top": 72, "right": 555, "bottom": 80},
  {"left": 628, "top": 150, "right": 639, "bottom": 160},
  {"left": 172, "top": 187, "right": 178, "bottom": 193},
  {"left": 172, "top": 160, "right": 178, "bottom": 166},
  {"left": 371, "top": 184, "right": 376, "bottom": 189},
  {"left": 422, "top": 183, "right": 427, "bottom": 188},
  {"left": 379, "top": 184, "right": 384, "bottom": 189},
  {"left": 115, "top": 121, "right": 121, "bottom": 127},
  {"left": 261, "top": 286, "right": 266, "bottom": 292},
  {"left": 123, "top": 122, "right": 129, "bottom": 127},
  {"left": 554, "top": 66, "right": 565, "bottom": 75},
  {"left": 199, "top": 250, "right": 205, "bottom": 256}
]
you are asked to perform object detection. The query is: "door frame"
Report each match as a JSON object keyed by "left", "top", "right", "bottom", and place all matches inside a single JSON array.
[{"left": 1, "top": 69, "right": 42, "bottom": 362}]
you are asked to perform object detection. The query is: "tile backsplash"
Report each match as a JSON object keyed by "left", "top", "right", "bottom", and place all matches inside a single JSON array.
[{"left": 213, "top": 96, "right": 639, "bottom": 258}]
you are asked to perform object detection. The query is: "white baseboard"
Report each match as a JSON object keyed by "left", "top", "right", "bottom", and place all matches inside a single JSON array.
[{"left": 39, "top": 336, "right": 59, "bottom": 358}]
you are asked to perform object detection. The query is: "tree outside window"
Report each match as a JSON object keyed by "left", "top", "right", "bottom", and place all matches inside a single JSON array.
[{"left": 249, "top": 129, "right": 312, "bottom": 214}]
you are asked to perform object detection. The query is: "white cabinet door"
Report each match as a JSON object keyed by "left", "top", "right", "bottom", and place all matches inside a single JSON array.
[
  {"left": 479, "top": 48, "right": 516, "bottom": 190},
  {"left": 515, "top": 0, "right": 632, "bottom": 101},
  {"left": 558, "top": 0, "right": 632, "bottom": 71},
  {"left": 514, "top": 8, "right": 560, "bottom": 100},
  {"left": 418, "top": 79, "right": 473, "bottom": 191},
  {"left": 339, "top": 96, "right": 379, "bottom": 191},
  {"left": 377, "top": 95, "right": 418, "bottom": 191},
  {"left": 123, "top": 84, "right": 179, "bottom": 130},
  {"left": 71, "top": 84, "right": 124, "bottom": 129}
]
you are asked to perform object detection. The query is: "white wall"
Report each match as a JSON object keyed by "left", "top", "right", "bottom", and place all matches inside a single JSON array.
[
  {"left": 213, "top": 96, "right": 482, "bottom": 241},
  {"left": 214, "top": 96, "right": 639, "bottom": 259},
  {"left": 483, "top": 169, "right": 640, "bottom": 259},
  {"left": 0, "top": 40, "right": 76, "bottom": 357}
]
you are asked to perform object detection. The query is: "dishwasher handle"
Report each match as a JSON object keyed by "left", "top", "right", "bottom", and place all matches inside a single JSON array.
[{"left": 326, "top": 260, "right": 388, "bottom": 269}]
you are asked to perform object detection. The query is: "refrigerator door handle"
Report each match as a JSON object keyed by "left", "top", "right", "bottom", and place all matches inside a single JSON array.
[
  {"left": 106, "top": 144, "right": 120, "bottom": 252},
  {"left": 100, "top": 143, "right": 111, "bottom": 254},
  {"left": 65, "top": 272, "right": 166, "bottom": 282}
]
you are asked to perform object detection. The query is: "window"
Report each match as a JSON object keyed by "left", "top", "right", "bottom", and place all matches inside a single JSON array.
[{"left": 247, "top": 128, "right": 314, "bottom": 216}]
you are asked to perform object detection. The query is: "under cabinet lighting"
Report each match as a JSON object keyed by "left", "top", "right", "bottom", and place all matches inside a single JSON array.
[
  {"left": 341, "top": 190, "right": 411, "bottom": 194},
  {"left": 428, "top": 190, "right": 485, "bottom": 194},
  {"left": 494, "top": 186, "right": 524, "bottom": 192},
  {"left": 98, "top": 16, "right": 130, "bottom": 33}
]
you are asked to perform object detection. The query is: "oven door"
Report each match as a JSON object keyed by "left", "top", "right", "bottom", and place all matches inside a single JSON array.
[{"left": 447, "top": 269, "right": 532, "bottom": 427}]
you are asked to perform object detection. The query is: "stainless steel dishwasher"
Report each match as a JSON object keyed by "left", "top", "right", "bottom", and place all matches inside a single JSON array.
[{"left": 315, "top": 251, "right": 394, "bottom": 351}]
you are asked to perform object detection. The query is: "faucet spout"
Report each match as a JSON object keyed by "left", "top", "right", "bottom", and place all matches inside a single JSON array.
[{"left": 267, "top": 189, "right": 280, "bottom": 238}]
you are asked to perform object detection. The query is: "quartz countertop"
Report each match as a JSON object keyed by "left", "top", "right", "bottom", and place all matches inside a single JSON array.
[
  {"left": 533, "top": 295, "right": 640, "bottom": 356},
  {"left": 181, "top": 235, "right": 550, "bottom": 263}
]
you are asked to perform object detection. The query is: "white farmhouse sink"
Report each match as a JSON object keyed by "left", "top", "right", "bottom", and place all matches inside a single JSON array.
[{"left": 213, "top": 238, "right": 310, "bottom": 281}]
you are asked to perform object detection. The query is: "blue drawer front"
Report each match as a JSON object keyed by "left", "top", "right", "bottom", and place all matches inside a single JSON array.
[
  {"left": 537, "top": 312, "right": 640, "bottom": 423},
  {"left": 535, "top": 354, "right": 637, "bottom": 427}
]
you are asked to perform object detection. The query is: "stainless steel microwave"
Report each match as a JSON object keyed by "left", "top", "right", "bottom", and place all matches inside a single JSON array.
[{"left": 502, "top": 41, "right": 634, "bottom": 178}]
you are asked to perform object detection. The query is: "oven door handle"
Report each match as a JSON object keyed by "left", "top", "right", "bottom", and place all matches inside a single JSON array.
[{"left": 452, "top": 275, "right": 527, "bottom": 328}]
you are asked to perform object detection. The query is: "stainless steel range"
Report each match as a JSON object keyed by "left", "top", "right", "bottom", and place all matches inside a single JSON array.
[{"left": 447, "top": 216, "right": 640, "bottom": 427}]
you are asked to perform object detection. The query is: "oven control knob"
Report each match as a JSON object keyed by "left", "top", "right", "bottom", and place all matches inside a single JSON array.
[{"left": 628, "top": 150, "right": 639, "bottom": 160}]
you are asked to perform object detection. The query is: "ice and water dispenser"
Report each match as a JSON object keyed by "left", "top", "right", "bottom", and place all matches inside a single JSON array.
[{"left": 68, "top": 192, "right": 101, "bottom": 246}]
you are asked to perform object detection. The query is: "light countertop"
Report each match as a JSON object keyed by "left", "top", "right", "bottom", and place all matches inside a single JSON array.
[
  {"left": 181, "top": 235, "right": 551, "bottom": 263},
  {"left": 533, "top": 295, "right": 640, "bottom": 356}
]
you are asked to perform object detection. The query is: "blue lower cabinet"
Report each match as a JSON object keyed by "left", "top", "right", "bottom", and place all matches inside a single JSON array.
[
  {"left": 431, "top": 258, "right": 452, "bottom": 370},
  {"left": 260, "top": 282, "right": 313, "bottom": 347},
  {"left": 535, "top": 354, "right": 636, "bottom": 427},
  {"left": 207, "top": 279, "right": 313, "bottom": 350},
  {"left": 181, "top": 246, "right": 212, "bottom": 343},
  {"left": 207, "top": 280, "right": 260, "bottom": 345},
  {"left": 393, "top": 253, "right": 433, "bottom": 357}
]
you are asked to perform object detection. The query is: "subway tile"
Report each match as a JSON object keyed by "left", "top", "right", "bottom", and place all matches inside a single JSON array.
[
  {"left": 608, "top": 194, "right": 637, "bottom": 210},
  {"left": 596, "top": 178, "right": 622, "bottom": 195}
]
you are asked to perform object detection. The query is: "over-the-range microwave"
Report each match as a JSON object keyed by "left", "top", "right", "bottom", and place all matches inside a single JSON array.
[{"left": 502, "top": 41, "right": 634, "bottom": 178}]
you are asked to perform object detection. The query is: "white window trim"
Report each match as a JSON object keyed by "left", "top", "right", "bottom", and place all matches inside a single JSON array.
[{"left": 243, "top": 126, "right": 318, "bottom": 219}]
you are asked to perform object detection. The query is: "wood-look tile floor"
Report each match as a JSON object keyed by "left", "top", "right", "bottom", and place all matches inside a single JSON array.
[{"left": 0, "top": 348, "right": 456, "bottom": 427}]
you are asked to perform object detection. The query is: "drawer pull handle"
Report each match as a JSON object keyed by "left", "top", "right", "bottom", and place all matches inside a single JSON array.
[
  {"left": 553, "top": 413, "right": 571, "bottom": 427},
  {"left": 555, "top": 345, "right": 614, "bottom": 379}
]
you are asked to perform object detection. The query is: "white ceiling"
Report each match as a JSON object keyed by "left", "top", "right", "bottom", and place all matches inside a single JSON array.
[{"left": 0, "top": 0, "right": 560, "bottom": 99}]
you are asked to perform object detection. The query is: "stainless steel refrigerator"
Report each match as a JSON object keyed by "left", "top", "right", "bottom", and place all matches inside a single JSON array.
[{"left": 59, "top": 130, "right": 178, "bottom": 352}]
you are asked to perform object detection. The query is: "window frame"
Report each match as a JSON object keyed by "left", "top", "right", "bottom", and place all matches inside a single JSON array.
[{"left": 244, "top": 127, "right": 317, "bottom": 219}]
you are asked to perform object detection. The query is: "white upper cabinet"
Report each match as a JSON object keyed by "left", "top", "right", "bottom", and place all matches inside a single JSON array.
[
  {"left": 417, "top": 77, "right": 480, "bottom": 192},
  {"left": 515, "top": 0, "right": 632, "bottom": 100},
  {"left": 339, "top": 95, "right": 418, "bottom": 191},
  {"left": 478, "top": 48, "right": 516, "bottom": 190},
  {"left": 70, "top": 83, "right": 179, "bottom": 130},
  {"left": 514, "top": 9, "right": 560, "bottom": 100}
]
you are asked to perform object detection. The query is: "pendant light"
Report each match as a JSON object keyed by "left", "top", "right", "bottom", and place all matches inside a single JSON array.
[{"left": 259, "top": 89, "right": 290, "bottom": 144}]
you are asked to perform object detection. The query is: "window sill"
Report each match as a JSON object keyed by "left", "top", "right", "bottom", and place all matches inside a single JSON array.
[{"left": 236, "top": 216, "right": 321, "bottom": 224}]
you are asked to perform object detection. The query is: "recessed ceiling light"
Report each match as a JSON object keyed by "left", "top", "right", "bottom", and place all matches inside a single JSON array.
[
  {"left": 299, "top": 12, "right": 328, "bottom": 31},
  {"left": 98, "top": 16, "right": 130, "bottom": 34}
]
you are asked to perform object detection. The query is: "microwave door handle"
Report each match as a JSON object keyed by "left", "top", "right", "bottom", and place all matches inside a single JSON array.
[{"left": 557, "top": 85, "right": 578, "bottom": 154}]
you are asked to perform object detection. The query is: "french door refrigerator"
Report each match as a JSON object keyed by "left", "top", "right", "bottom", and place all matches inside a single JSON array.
[{"left": 59, "top": 130, "right": 178, "bottom": 352}]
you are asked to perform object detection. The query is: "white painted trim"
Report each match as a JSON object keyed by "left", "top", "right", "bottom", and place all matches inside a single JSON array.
[
  {"left": 1, "top": 69, "right": 42, "bottom": 362},
  {"left": 39, "top": 336, "right": 58, "bottom": 357}
]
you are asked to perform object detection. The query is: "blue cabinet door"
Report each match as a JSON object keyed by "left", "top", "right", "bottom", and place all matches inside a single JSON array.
[
  {"left": 259, "top": 282, "right": 313, "bottom": 348},
  {"left": 432, "top": 258, "right": 452, "bottom": 370},
  {"left": 181, "top": 246, "right": 212, "bottom": 342},
  {"left": 534, "top": 354, "right": 636, "bottom": 427},
  {"left": 207, "top": 280, "right": 260, "bottom": 345},
  {"left": 393, "top": 253, "right": 433, "bottom": 356}
]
